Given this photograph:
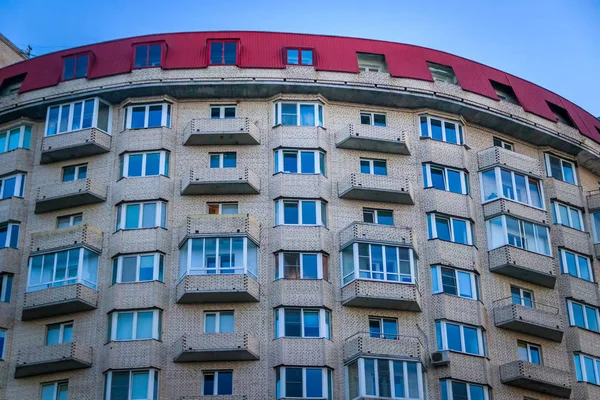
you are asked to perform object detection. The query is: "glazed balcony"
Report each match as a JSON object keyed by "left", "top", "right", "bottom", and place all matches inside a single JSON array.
[
  {"left": 184, "top": 118, "right": 260, "bottom": 145},
  {"left": 40, "top": 128, "right": 111, "bottom": 164},
  {"left": 335, "top": 124, "right": 410, "bottom": 154},
  {"left": 35, "top": 179, "right": 107, "bottom": 214},
  {"left": 544, "top": 177, "right": 585, "bottom": 208},
  {"left": 176, "top": 274, "right": 260, "bottom": 303},
  {"left": 338, "top": 174, "right": 413, "bottom": 204},
  {"left": 477, "top": 146, "right": 542, "bottom": 176},
  {"left": 181, "top": 167, "right": 260, "bottom": 195},
  {"left": 500, "top": 360, "right": 571, "bottom": 398},
  {"left": 22, "top": 283, "right": 98, "bottom": 320},
  {"left": 343, "top": 332, "right": 425, "bottom": 363},
  {"left": 15, "top": 342, "right": 93, "bottom": 378},
  {"left": 488, "top": 245, "right": 556, "bottom": 288},
  {"left": 339, "top": 222, "right": 414, "bottom": 250},
  {"left": 0, "top": 147, "right": 33, "bottom": 176},
  {"left": 493, "top": 297, "right": 563, "bottom": 342},
  {"left": 179, "top": 214, "right": 260, "bottom": 245},
  {"left": 173, "top": 333, "right": 259, "bottom": 362},
  {"left": 30, "top": 224, "right": 103, "bottom": 253},
  {"left": 341, "top": 280, "right": 421, "bottom": 311}
]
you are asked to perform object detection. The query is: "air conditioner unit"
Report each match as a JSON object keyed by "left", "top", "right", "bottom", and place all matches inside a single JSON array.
[{"left": 431, "top": 350, "right": 450, "bottom": 367}]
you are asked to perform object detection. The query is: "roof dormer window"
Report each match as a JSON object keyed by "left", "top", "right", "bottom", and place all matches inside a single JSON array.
[
  {"left": 427, "top": 62, "right": 457, "bottom": 84},
  {"left": 547, "top": 102, "right": 575, "bottom": 127},
  {"left": 209, "top": 40, "right": 238, "bottom": 65},
  {"left": 62, "top": 53, "right": 90, "bottom": 80},
  {"left": 286, "top": 48, "right": 313, "bottom": 66},
  {"left": 491, "top": 80, "right": 520, "bottom": 106},
  {"left": 133, "top": 43, "right": 163, "bottom": 68},
  {"left": 357, "top": 53, "right": 388, "bottom": 73}
]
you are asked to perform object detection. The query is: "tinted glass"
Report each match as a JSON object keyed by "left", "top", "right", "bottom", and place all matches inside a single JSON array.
[
  {"left": 131, "top": 106, "right": 146, "bottom": 128},
  {"left": 305, "top": 369, "right": 322, "bottom": 397},
  {"left": 285, "top": 368, "right": 303, "bottom": 397},
  {"left": 300, "top": 104, "right": 315, "bottom": 126},
  {"left": 378, "top": 210, "right": 393, "bottom": 225},
  {"left": 435, "top": 217, "right": 451, "bottom": 241},
  {"left": 301, "top": 201, "right": 317, "bottom": 224},
  {"left": 284, "top": 309, "right": 301, "bottom": 336},
  {"left": 63, "top": 57, "right": 75, "bottom": 80},
  {"left": 373, "top": 113, "right": 386, "bottom": 126},
  {"left": 134, "top": 46, "right": 149, "bottom": 68},
  {"left": 148, "top": 44, "right": 161, "bottom": 66},
  {"left": 283, "top": 202, "right": 299, "bottom": 224},
  {"left": 301, "top": 49, "right": 313, "bottom": 65},
  {"left": 128, "top": 154, "right": 143, "bottom": 177},
  {"left": 203, "top": 373, "right": 215, "bottom": 395},
  {"left": 452, "top": 219, "right": 469, "bottom": 244},
  {"left": 300, "top": 152, "right": 315, "bottom": 173},
  {"left": 121, "top": 256, "right": 137, "bottom": 282},
  {"left": 145, "top": 153, "right": 161, "bottom": 176},
  {"left": 224, "top": 107, "right": 236, "bottom": 118},
  {"left": 447, "top": 169, "right": 462, "bottom": 193},
  {"left": 217, "top": 371, "right": 233, "bottom": 395},
  {"left": 446, "top": 323, "right": 462, "bottom": 351},
  {"left": 463, "top": 326, "right": 480, "bottom": 354},
  {"left": 457, "top": 271, "right": 473, "bottom": 298},
  {"left": 563, "top": 161, "right": 575, "bottom": 184},
  {"left": 223, "top": 42, "right": 237, "bottom": 64},
  {"left": 373, "top": 161, "right": 387, "bottom": 175},
  {"left": 360, "top": 160, "right": 371, "bottom": 174},
  {"left": 445, "top": 122, "right": 457, "bottom": 143},
  {"left": 441, "top": 267, "right": 457, "bottom": 295},
  {"left": 210, "top": 42, "right": 223, "bottom": 64},
  {"left": 63, "top": 167, "right": 76, "bottom": 182},
  {"left": 302, "top": 254, "right": 318, "bottom": 279},
  {"left": 430, "top": 167, "right": 445, "bottom": 190},
  {"left": 287, "top": 49, "right": 299, "bottom": 64},
  {"left": 75, "top": 55, "right": 88, "bottom": 77},
  {"left": 430, "top": 119, "right": 443, "bottom": 140},
  {"left": 147, "top": 105, "right": 162, "bottom": 127},
  {"left": 223, "top": 153, "right": 236, "bottom": 168},
  {"left": 139, "top": 255, "right": 154, "bottom": 281},
  {"left": 303, "top": 310, "right": 319, "bottom": 337},
  {"left": 420, "top": 116, "right": 428, "bottom": 137}
]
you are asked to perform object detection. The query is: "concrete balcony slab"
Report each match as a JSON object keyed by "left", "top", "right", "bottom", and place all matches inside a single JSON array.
[
  {"left": 477, "top": 146, "right": 541, "bottom": 176},
  {"left": 41, "top": 128, "right": 111, "bottom": 164},
  {"left": 15, "top": 342, "right": 92, "bottom": 378},
  {"left": 181, "top": 167, "right": 260, "bottom": 195},
  {"left": 488, "top": 245, "right": 556, "bottom": 288},
  {"left": 176, "top": 274, "right": 260, "bottom": 303},
  {"left": 338, "top": 174, "right": 413, "bottom": 204},
  {"left": 184, "top": 118, "right": 260, "bottom": 145},
  {"left": 335, "top": 124, "right": 409, "bottom": 155},
  {"left": 173, "top": 333, "right": 259, "bottom": 362},
  {"left": 493, "top": 298, "right": 563, "bottom": 342},
  {"left": 30, "top": 224, "right": 103, "bottom": 253},
  {"left": 341, "top": 280, "right": 421, "bottom": 311},
  {"left": 500, "top": 360, "right": 571, "bottom": 398},
  {"left": 35, "top": 179, "right": 107, "bottom": 213},
  {"left": 22, "top": 283, "right": 98, "bottom": 320}
]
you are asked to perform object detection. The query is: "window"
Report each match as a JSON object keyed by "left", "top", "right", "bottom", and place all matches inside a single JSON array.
[
  {"left": 0, "top": 330, "right": 5, "bottom": 360},
  {"left": 567, "top": 300, "right": 600, "bottom": 333},
  {"left": 120, "top": 151, "right": 169, "bottom": 178},
  {"left": 357, "top": 53, "right": 388, "bottom": 73},
  {"left": 360, "top": 112, "right": 386, "bottom": 127},
  {"left": 209, "top": 152, "right": 236, "bottom": 168},
  {"left": 210, "top": 105, "right": 237, "bottom": 119},
  {"left": 104, "top": 369, "right": 159, "bottom": 400},
  {"left": 560, "top": 249, "right": 593, "bottom": 281},
  {"left": 0, "top": 173, "right": 26, "bottom": 199},
  {"left": 594, "top": 212, "right": 600, "bottom": 244},
  {"left": 46, "top": 322, "right": 73, "bottom": 345},
  {"left": 133, "top": 43, "right": 162, "bottom": 68},
  {"left": 274, "top": 102, "right": 324, "bottom": 127},
  {"left": 341, "top": 243, "right": 416, "bottom": 285},
  {"left": 431, "top": 266, "right": 480, "bottom": 300},
  {"left": 178, "top": 237, "right": 258, "bottom": 280},
  {"left": 124, "top": 103, "right": 171, "bottom": 129},
  {"left": 420, "top": 115, "right": 464, "bottom": 145},
  {"left": 346, "top": 358, "right": 423, "bottom": 400},
  {"left": 41, "top": 381, "right": 68, "bottom": 400},
  {"left": 363, "top": 208, "right": 393, "bottom": 225},
  {"left": 545, "top": 154, "right": 577, "bottom": 184},
  {"left": 274, "top": 199, "right": 327, "bottom": 227},
  {"left": 490, "top": 81, "right": 520, "bottom": 106},
  {"left": 274, "top": 308, "right": 331, "bottom": 339},
  {"left": 552, "top": 201, "right": 583, "bottom": 230},
  {"left": 369, "top": 317, "right": 398, "bottom": 339},
  {"left": 493, "top": 136, "right": 514, "bottom": 151},
  {"left": 63, "top": 53, "right": 89, "bottom": 80},
  {"left": 109, "top": 310, "right": 161, "bottom": 341},
  {"left": 274, "top": 149, "right": 326, "bottom": 175},
  {"left": 208, "top": 202, "right": 238, "bottom": 215},
  {"left": 62, "top": 164, "right": 87, "bottom": 182},
  {"left": 427, "top": 62, "right": 458, "bottom": 84},
  {"left": 0, "top": 73, "right": 25, "bottom": 97},
  {"left": 286, "top": 48, "right": 313, "bottom": 65},
  {"left": 574, "top": 354, "right": 600, "bottom": 385},
  {"left": 511, "top": 285, "right": 534, "bottom": 308},
  {"left": 204, "top": 312, "right": 234, "bottom": 333},
  {"left": 112, "top": 253, "right": 164, "bottom": 284},
  {"left": 0, "top": 274, "right": 12, "bottom": 303},
  {"left": 427, "top": 214, "right": 473, "bottom": 245},
  {"left": 435, "top": 320, "right": 486, "bottom": 356},
  {"left": 46, "top": 98, "right": 111, "bottom": 135},
  {"left": 0, "top": 223, "right": 20, "bottom": 249},
  {"left": 275, "top": 252, "right": 328, "bottom": 280},
  {"left": 209, "top": 40, "right": 237, "bottom": 65},
  {"left": 360, "top": 158, "right": 387, "bottom": 175},
  {"left": 480, "top": 167, "right": 543, "bottom": 209},
  {"left": 0, "top": 125, "right": 31, "bottom": 153},
  {"left": 57, "top": 213, "right": 82, "bottom": 228},
  {"left": 518, "top": 341, "right": 541, "bottom": 365},
  {"left": 423, "top": 164, "right": 469, "bottom": 195},
  {"left": 115, "top": 201, "right": 167, "bottom": 230},
  {"left": 547, "top": 102, "right": 574, "bottom": 127},
  {"left": 440, "top": 380, "right": 489, "bottom": 400},
  {"left": 486, "top": 215, "right": 551, "bottom": 256},
  {"left": 203, "top": 371, "right": 233, "bottom": 396},
  {"left": 27, "top": 247, "right": 99, "bottom": 291}
]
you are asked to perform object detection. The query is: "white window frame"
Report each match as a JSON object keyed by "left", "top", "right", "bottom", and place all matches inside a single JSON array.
[
  {"left": 275, "top": 252, "right": 327, "bottom": 280},
  {"left": 62, "top": 163, "right": 87, "bottom": 182},
  {"left": 360, "top": 111, "right": 387, "bottom": 126},
  {"left": 277, "top": 367, "right": 331, "bottom": 399},
  {"left": 493, "top": 137, "right": 514, "bottom": 151},
  {"left": 592, "top": 212, "right": 600, "bottom": 244},
  {"left": 273, "top": 102, "right": 324, "bottom": 127},
  {"left": 104, "top": 369, "right": 159, "bottom": 400},
  {"left": 567, "top": 299, "right": 600, "bottom": 332},
  {"left": 116, "top": 201, "right": 167, "bottom": 230},
  {"left": 346, "top": 358, "right": 424, "bottom": 400},
  {"left": 436, "top": 320, "right": 486, "bottom": 356},
  {"left": 423, "top": 163, "right": 469, "bottom": 195},
  {"left": 428, "top": 62, "right": 458, "bottom": 84},
  {"left": 0, "top": 173, "right": 26, "bottom": 199},
  {"left": 0, "top": 274, "right": 12, "bottom": 303},
  {"left": 207, "top": 202, "right": 239, "bottom": 215},
  {"left": 518, "top": 341, "right": 542, "bottom": 364},
  {"left": 419, "top": 115, "right": 465, "bottom": 145},
  {"left": 204, "top": 311, "right": 234, "bottom": 333},
  {"left": 359, "top": 158, "right": 387, "bottom": 175},
  {"left": 209, "top": 152, "right": 236, "bottom": 168},
  {"left": 341, "top": 243, "right": 416, "bottom": 286},
  {"left": 560, "top": 249, "right": 593, "bottom": 281},
  {"left": 431, "top": 265, "right": 479, "bottom": 300},
  {"left": 440, "top": 379, "right": 489, "bottom": 400},
  {"left": 120, "top": 151, "right": 169, "bottom": 178},
  {"left": 202, "top": 370, "right": 233, "bottom": 396},
  {"left": 427, "top": 213, "right": 474, "bottom": 245},
  {"left": 574, "top": 354, "right": 600, "bottom": 384},
  {"left": 479, "top": 167, "right": 545, "bottom": 209},
  {"left": 46, "top": 321, "right": 73, "bottom": 345},
  {"left": 124, "top": 103, "right": 171, "bottom": 129},
  {"left": 45, "top": 97, "right": 112, "bottom": 136},
  {"left": 552, "top": 201, "right": 584, "bottom": 230},
  {"left": 275, "top": 308, "right": 331, "bottom": 339},
  {"left": 274, "top": 149, "right": 326, "bottom": 175},
  {"left": 41, "top": 381, "right": 68, "bottom": 400},
  {"left": 210, "top": 105, "right": 237, "bottom": 119},
  {"left": 109, "top": 309, "right": 161, "bottom": 341},
  {"left": 57, "top": 213, "right": 83, "bottom": 228},
  {"left": 113, "top": 253, "right": 164, "bottom": 284},
  {"left": 0, "top": 223, "right": 20, "bottom": 248},
  {"left": 511, "top": 285, "right": 534, "bottom": 308},
  {"left": 363, "top": 208, "right": 393, "bottom": 225},
  {"left": 486, "top": 215, "right": 551, "bottom": 256},
  {"left": 275, "top": 199, "right": 327, "bottom": 226},
  {"left": 545, "top": 153, "right": 577, "bottom": 185},
  {"left": 0, "top": 125, "right": 31, "bottom": 153},
  {"left": 26, "top": 247, "right": 99, "bottom": 292},
  {"left": 368, "top": 317, "right": 398, "bottom": 339}
]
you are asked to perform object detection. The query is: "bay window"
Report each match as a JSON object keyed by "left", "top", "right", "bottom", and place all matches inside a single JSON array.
[
  {"left": 124, "top": 103, "right": 171, "bottom": 129},
  {"left": 120, "top": 151, "right": 169, "bottom": 178},
  {"left": 115, "top": 201, "right": 167, "bottom": 230},
  {"left": 0, "top": 274, "right": 12, "bottom": 303},
  {"left": 440, "top": 380, "right": 489, "bottom": 400},
  {"left": 275, "top": 252, "right": 328, "bottom": 280},
  {"left": 567, "top": 300, "right": 599, "bottom": 332},
  {"left": 0, "top": 173, "right": 26, "bottom": 199},
  {"left": 274, "top": 149, "right": 326, "bottom": 175},
  {"left": 369, "top": 317, "right": 398, "bottom": 339},
  {"left": 346, "top": 358, "right": 423, "bottom": 400},
  {"left": 560, "top": 249, "right": 593, "bottom": 281},
  {"left": 275, "top": 199, "right": 327, "bottom": 226},
  {"left": 178, "top": 237, "right": 258, "bottom": 280},
  {"left": 480, "top": 167, "right": 543, "bottom": 208},
  {"left": 112, "top": 253, "right": 164, "bottom": 284},
  {"left": 46, "top": 98, "right": 111, "bottom": 136},
  {"left": 435, "top": 320, "right": 487, "bottom": 356},
  {"left": 420, "top": 115, "right": 464, "bottom": 145},
  {"left": 105, "top": 369, "right": 159, "bottom": 400},
  {"left": 423, "top": 164, "right": 469, "bottom": 194},
  {"left": 276, "top": 367, "right": 332, "bottom": 399},
  {"left": 108, "top": 309, "right": 161, "bottom": 341},
  {"left": 0, "top": 125, "right": 31, "bottom": 153},
  {"left": 27, "top": 247, "right": 99, "bottom": 291},
  {"left": 574, "top": 354, "right": 600, "bottom": 385},
  {"left": 427, "top": 213, "right": 473, "bottom": 245},
  {"left": 205, "top": 311, "right": 234, "bottom": 333},
  {"left": 274, "top": 308, "right": 331, "bottom": 339},
  {"left": 363, "top": 208, "right": 393, "bottom": 225},
  {"left": 552, "top": 201, "right": 584, "bottom": 230},
  {"left": 274, "top": 102, "right": 324, "bottom": 127},
  {"left": 41, "top": 381, "right": 68, "bottom": 400},
  {"left": 0, "top": 223, "right": 19, "bottom": 249},
  {"left": 203, "top": 371, "right": 233, "bottom": 395},
  {"left": 545, "top": 153, "right": 577, "bottom": 184},
  {"left": 486, "top": 215, "right": 551, "bottom": 256},
  {"left": 341, "top": 243, "right": 416, "bottom": 285},
  {"left": 431, "top": 266, "right": 480, "bottom": 300}
]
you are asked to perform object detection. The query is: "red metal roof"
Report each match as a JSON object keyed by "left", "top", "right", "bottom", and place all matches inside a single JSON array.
[{"left": 1, "top": 31, "right": 599, "bottom": 143}]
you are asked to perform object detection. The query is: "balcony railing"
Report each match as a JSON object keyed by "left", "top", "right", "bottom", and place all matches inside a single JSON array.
[
  {"left": 341, "top": 279, "right": 421, "bottom": 311},
  {"left": 35, "top": 179, "right": 107, "bottom": 213},
  {"left": 338, "top": 174, "right": 413, "bottom": 204},
  {"left": 179, "top": 214, "right": 261, "bottom": 245},
  {"left": 493, "top": 297, "right": 563, "bottom": 342},
  {"left": 339, "top": 222, "right": 414, "bottom": 250},
  {"left": 477, "top": 146, "right": 542, "bottom": 176},
  {"left": 41, "top": 128, "right": 111, "bottom": 164},
  {"left": 183, "top": 118, "right": 260, "bottom": 145},
  {"left": 173, "top": 333, "right": 259, "bottom": 362},
  {"left": 545, "top": 177, "right": 585, "bottom": 208},
  {"left": 500, "top": 360, "right": 571, "bottom": 398},
  {"left": 343, "top": 332, "right": 425, "bottom": 363},
  {"left": 15, "top": 342, "right": 93, "bottom": 378},
  {"left": 30, "top": 224, "right": 103, "bottom": 253},
  {"left": 335, "top": 124, "right": 410, "bottom": 154},
  {"left": 181, "top": 167, "right": 260, "bottom": 195}
]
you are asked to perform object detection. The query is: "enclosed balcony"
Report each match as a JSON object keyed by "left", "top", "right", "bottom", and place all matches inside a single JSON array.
[
  {"left": 35, "top": 179, "right": 107, "bottom": 214},
  {"left": 30, "top": 224, "right": 103, "bottom": 253},
  {"left": 493, "top": 297, "right": 563, "bottom": 342},
  {"left": 477, "top": 146, "right": 542, "bottom": 176},
  {"left": 22, "top": 283, "right": 99, "bottom": 320},
  {"left": 181, "top": 167, "right": 260, "bottom": 195},
  {"left": 551, "top": 224, "right": 592, "bottom": 256},
  {"left": 343, "top": 332, "right": 425, "bottom": 363},
  {"left": 500, "top": 360, "right": 571, "bottom": 398},
  {"left": 15, "top": 342, "right": 93, "bottom": 378},
  {"left": 338, "top": 174, "right": 413, "bottom": 204},
  {"left": 488, "top": 245, "right": 556, "bottom": 288},
  {"left": 335, "top": 124, "right": 410, "bottom": 154},
  {"left": 41, "top": 128, "right": 111, "bottom": 164},
  {"left": 173, "top": 333, "right": 259, "bottom": 362},
  {"left": 184, "top": 118, "right": 260, "bottom": 145}
]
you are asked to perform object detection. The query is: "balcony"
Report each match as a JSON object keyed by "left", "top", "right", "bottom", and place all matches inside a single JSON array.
[
  {"left": 493, "top": 297, "right": 563, "bottom": 342},
  {"left": 426, "top": 239, "right": 481, "bottom": 273},
  {"left": 40, "top": 128, "right": 111, "bottom": 164},
  {"left": 271, "top": 279, "right": 334, "bottom": 309},
  {"left": 115, "top": 126, "right": 175, "bottom": 153},
  {"left": 572, "top": 382, "right": 600, "bottom": 400},
  {"left": 0, "top": 196, "right": 27, "bottom": 223},
  {"left": 30, "top": 224, "right": 103, "bottom": 253},
  {"left": 35, "top": 179, "right": 107, "bottom": 214},
  {"left": 587, "top": 189, "right": 600, "bottom": 211},
  {"left": 113, "top": 175, "right": 173, "bottom": 204},
  {"left": 271, "top": 338, "right": 335, "bottom": 367},
  {"left": 181, "top": 167, "right": 260, "bottom": 195},
  {"left": 0, "top": 148, "right": 33, "bottom": 176},
  {"left": 551, "top": 224, "right": 593, "bottom": 256},
  {"left": 423, "top": 189, "right": 476, "bottom": 220},
  {"left": 418, "top": 137, "right": 468, "bottom": 170},
  {"left": 335, "top": 124, "right": 410, "bottom": 154},
  {"left": 482, "top": 199, "right": 547, "bottom": 224},
  {"left": 179, "top": 214, "right": 260, "bottom": 245},
  {"left": 105, "top": 281, "right": 168, "bottom": 311},
  {"left": 340, "top": 222, "right": 414, "bottom": 250},
  {"left": 15, "top": 342, "right": 93, "bottom": 378},
  {"left": 22, "top": 283, "right": 98, "bottom": 320},
  {"left": 270, "top": 125, "right": 328, "bottom": 150},
  {"left": 176, "top": 274, "right": 260, "bottom": 303},
  {"left": 338, "top": 174, "right": 413, "bottom": 204},
  {"left": 341, "top": 280, "right": 421, "bottom": 311},
  {"left": 110, "top": 227, "right": 170, "bottom": 256},
  {"left": 270, "top": 225, "right": 332, "bottom": 253},
  {"left": 343, "top": 332, "right": 425, "bottom": 363},
  {"left": 544, "top": 177, "right": 584, "bottom": 208},
  {"left": 102, "top": 339, "right": 164, "bottom": 371},
  {"left": 477, "top": 146, "right": 542, "bottom": 176},
  {"left": 488, "top": 245, "right": 556, "bottom": 288},
  {"left": 557, "top": 274, "right": 599, "bottom": 306},
  {"left": 173, "top": 333, "right": 259, "bottom": 362},
  {"left": 500, "top": 360, "right": 571, "bottom": 398},
  {"left": 435, "top": 351, "right": 491, "bottom": 385},
  {"left": 184, "top": 118, "right": 260, "bottom": 145}
]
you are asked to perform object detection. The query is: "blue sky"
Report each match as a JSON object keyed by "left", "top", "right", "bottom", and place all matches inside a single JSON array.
[{"left": 1, "top": 0, "right": 598, "bottom": 116}]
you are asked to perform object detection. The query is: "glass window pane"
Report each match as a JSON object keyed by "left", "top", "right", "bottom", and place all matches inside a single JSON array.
[
  {"left": 447, "top": 170, "right": 462, "bottom": 193},
  {"left": 203, "top": 373, "right": 215, "bottom": 395},
  {"left": 579, "top": 256, "right": 591, "bottom": 281},
  {"left": 452, "top": 219, "right": 469, "bottom": 244},
  {"left": 148, "top": 45, "right": 161, "bottom": 66},
  {"left": 121, "top": 256, "right": 137, "bottom": 283},
  {"left": 46, "top": 325, "right": 60, "bottom": 345},
  {"left": 306, "top": 369, "right": 323, "bottom": 397},
  {"left": 584, "top": 357, "right": 597, "bottom": 384},
  {"left": 463, "top": 327, "right": 480, "bottom": 354},
  {"left": 301, "top": 50, "right": 313, "bottom": 65},
  {"left": 116, "top": 313, "right": 133, "bottom": 340},
  {"left": 430, "top": 167, "right": 445, "bottom": 190},
  {"left": 82, "top": 99, "right": 94, "bottom": 128},
  {"left": 469, "top": 385, "right": 485, "bottom": 400},
  {"left": 452, "top": 381, "right": 468, "bottom": 400},
  {"left": 303, "top": 310, "right": 320, "bottom": 337},
  {"left": 446, "top": 323, "right": 462, "bottom": 351},
  {"left": 131, "top": 371, "right": 149, "bottom": 399},
  {"left": 563, "top": 162, "right": 575, "bottom": 184},
  {"left": 360, "top": 160, "right": 371, "bottom": 174},
  {"left": 142, "top": 203, "right": 157, "bottom": 228},
  {"left": 373, "top": 161, "right": 387, "bottom": 175},
  {"left": 435, "top": 217, "right": 451, "bottom": 241},
  {"left": 134, "top": 46, "right": 149, "bottom": 67},
  {"left": 131, "top": 106, "right": 146, "bottom": 129},
  {"left": 7, "top": 129, "right": 20, "bottom": 150},
  {"left": 441, "top": 267, "right": 458, "bottom": 295},
  {"left": 570, "top": 208, "right": 582, "bottom": 230},
  {"left": 125, "top": 204, "right": 140, "bottom": 229},
  {"left": 430, "top": 119, "right": 443, "bottom": 140},
  {"left": 514, "top": 173, "right": 528, "bottom": 203},
  {"left": 59, "top": 104, "right": 70, "bottom": 133},
  {"left": 445, "top": 122, "right": 457, "bottom": 143},
  {"left": 220, "top": 312, "right": 234, "bottom": 333},
  {"left": 457, "top": 271, "right": 473, "bottom": 298},
  {"left": 283, "top": 202, "right": 299, "bottom": 224},
  {"left": 128, "top": 154, "right": 143, "bottom": 177},
  {"left": 217, "top": 371, "right": 233, "bottom": 395},
  {"left": 284, "top": 309, "right": 302, "bottom": 337},
  {"left": 549, "top": 156, "right": 563, "bottom": 180},
  {"left": 373, "top": 113, "right": 386, "bottom": 126},
  {"left": 145, "top": 153, "right": 161, "bottom": 176},
  {"left": 223, "top": 42, "right": 237, "bottom": 64},
  {"left": 301, "top": 201, "right": 316, "bottom": 225},
  {"left": 223, "top": 153, "right": 236, "bottom": 168},
  {"left": 501, "top": 169, "right": 514, "bottom": 199},
  {"left": 287, "top": 49, "right": 299, "bottom": 64},
  {"left": 393, "top": 361, "right": 405, "bottom": 398},
  {"left": 285, "top": 368, "right": 303, "bottom": 397},
  {"left": 75, "top": 55, "right": 88, "bottom": 77},
  {"left": 302, "top": 254, "right": 318, "bottom": 279},
  {"left": 136, "top": 311, "right": 154, "bottom": 339},
  {"left": 506, "top": 217, "right": 522, "bottom": 248},
  {"left": 205, "top": 314, "right": 216, "bottom": 333},
  {"left": 147, "top": 105, "right": 162, "bottom": 127},
  {"left": 139, "top": 255, "right": 155, "bottom": 281},
  {"left": 586, "top": 307, "right": 599, "bottom": 332},
  {"left": 300, "top": 104, "right": 315, "bottom": 126},
  {"left": 377, "top": 359, "right": 392, "bottom": 397},
  {"left": 63, "top": 167, "right": 76, "bottom": 182},
  {"left": 41, "top": 384, "right": 56, "bottom": 400},
  {"left": 210, "top": 42, "right": 223, "bottom": 64},
  {"left": 571, "top": 303, "right": 585, "bottom": 328},
  {"left": 482, "top": 169, "right": 498, "bottom": 201},
  {"left": 281, "top": 104, "right": 297, "bottom": 125},
  {"left": 300, "top": 152, "right": 315, "bottom": 173},
  {"left": 378, "top": 210, "right": 393, "bottom": 225},
  {"left": 530, "top": 347, "right": 541, "bottom": 364},
  {"left": 364, "top": 359, "right": 376, "bottom": 396}
]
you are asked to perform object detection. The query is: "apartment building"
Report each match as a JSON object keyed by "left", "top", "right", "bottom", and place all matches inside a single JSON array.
[{"left": 0, "top": 31, "right": 599, "bottom": 400}]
